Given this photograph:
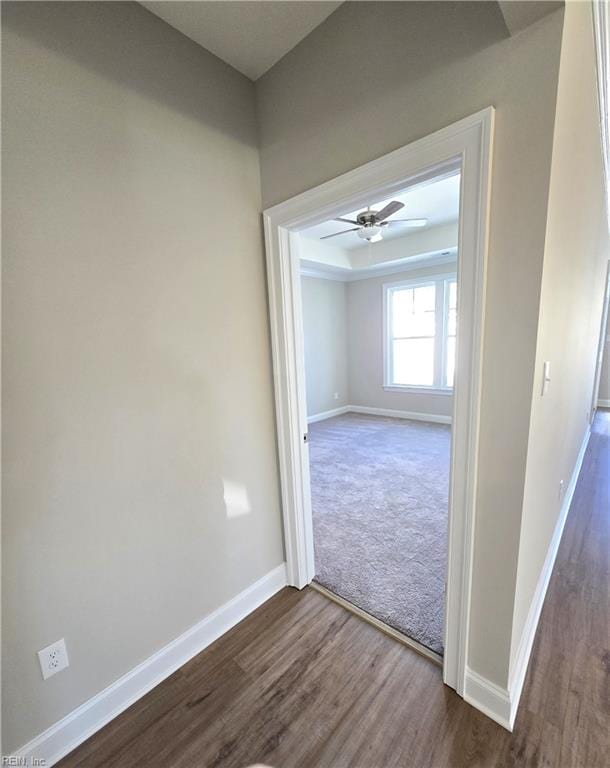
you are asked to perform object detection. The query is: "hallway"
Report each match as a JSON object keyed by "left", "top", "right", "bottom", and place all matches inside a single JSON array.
[{"left": 57, "top": 412, "right": 609, "bottom": 767}]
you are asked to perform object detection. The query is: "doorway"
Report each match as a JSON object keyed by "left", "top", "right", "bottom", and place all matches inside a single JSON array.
[
  {"left": 299, "top": 173, "right": 460, "bottom": 659},
  {"left": 263, "top": 108, "right": 494, "bottom": 695}
]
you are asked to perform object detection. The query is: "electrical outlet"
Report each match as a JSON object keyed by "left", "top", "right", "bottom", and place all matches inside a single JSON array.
[
  {"left": 38, "top": 638, "right": 69, "bottom": 680},
  {"left": 333, "top": 392, "right": 339, "bottom": 400}
]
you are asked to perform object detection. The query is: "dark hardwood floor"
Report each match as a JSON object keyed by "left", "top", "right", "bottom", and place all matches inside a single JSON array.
[{"left": 58, "top": 412, "right": 610, "bottom": 767}]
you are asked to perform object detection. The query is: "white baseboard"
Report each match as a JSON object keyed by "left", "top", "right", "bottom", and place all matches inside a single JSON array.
[
  {"left": 598, "top": 398, "right": 610, "bottom": 408},
  {"left": 13, "top": 563, "right": 288, "bottom": 766},
  {"left": 307, "top": 405, "right": 350, "bottom": 423},
  {"left": 18, "top": 420, "right": 587, "bottom": 761},
  {"left": 307, "top": 405, "right": 451, "bottom": 425},
  {"left": 348, "top": 405, "right": 452, "bottom": 425},
  {"left": 464, "top": 425, "right": 591, "bottom": 732},
  {"left": 464, "top": 667, "right": 512, "bottom": 730},
  {"left": 506, "top": 425, "right": 591, "bottom": 728}
]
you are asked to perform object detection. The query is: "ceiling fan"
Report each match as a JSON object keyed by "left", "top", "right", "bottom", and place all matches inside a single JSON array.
[{"left": 320, "top": 201, "right": 427, "bottom": 243}]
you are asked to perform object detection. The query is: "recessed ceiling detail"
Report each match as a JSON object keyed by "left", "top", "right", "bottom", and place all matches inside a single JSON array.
[{"left": 140, "top": 1, "right": 343, "bottom": 80}]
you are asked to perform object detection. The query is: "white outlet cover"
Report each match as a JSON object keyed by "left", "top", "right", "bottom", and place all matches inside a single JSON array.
[{"left": 38, "top": 638, "right": 69, "bottom": 680}]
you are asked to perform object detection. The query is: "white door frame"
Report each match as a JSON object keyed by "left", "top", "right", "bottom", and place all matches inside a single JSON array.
[
  {"left": 591, "top": 260, "right": 610, "bottom": 414},
  {"left": 263, "top": 108, "right": 494, "bottom": 694}
]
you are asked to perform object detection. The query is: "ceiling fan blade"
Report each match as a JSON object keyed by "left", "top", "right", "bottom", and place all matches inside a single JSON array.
[
  {"left": 334, "top": 217, "right": 359, "bottom": 224},
  {"left": 385, "top": 218, "right": 428, "bottom": 227},
  {"left": 375, "top": 201, "right": 404, "bottom": 222},
  {"left": 320, "top": 227, "right": 360, "bottom": 240}
]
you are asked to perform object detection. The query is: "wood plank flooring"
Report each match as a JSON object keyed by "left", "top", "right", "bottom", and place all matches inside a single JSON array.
[{"left": 58, "top": 412, "right": 610, "bottom": 767}]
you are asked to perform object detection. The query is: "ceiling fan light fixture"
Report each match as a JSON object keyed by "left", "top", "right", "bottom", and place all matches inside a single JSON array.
[
  {"left": 320, "top": 200, "right": 425, "bottom": 242},
  {"left": 357, "top": 224, "right": 382, "bottom": 242}
]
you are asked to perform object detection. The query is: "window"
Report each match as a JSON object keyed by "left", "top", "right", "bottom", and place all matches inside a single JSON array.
[
  {"left": 445, "top": 279, "right": 457, "bottom": 388},
  {"left": 385, "top": 275, "right": 457, "bottom": 392}
]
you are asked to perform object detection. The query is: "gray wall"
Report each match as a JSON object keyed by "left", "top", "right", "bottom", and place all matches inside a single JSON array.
[
  {"left": 347, "top": 264, "right": 455, "bottom": 418},
  {"left": 257, "top": 0, "right": 564, "bottom": 687},
  {"left": 2, "top": 2, "right": 283, "bottom": 752},
  {"left": 301, "top": 277, "right": 349, "bottom": 416},
  {"left": 511, "top": 2, "right": 610, "bottom": 671}
]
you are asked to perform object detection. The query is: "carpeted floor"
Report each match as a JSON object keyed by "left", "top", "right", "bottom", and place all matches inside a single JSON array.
[{"left": 309, "top": 412, "right": 450, "bottom": 654}]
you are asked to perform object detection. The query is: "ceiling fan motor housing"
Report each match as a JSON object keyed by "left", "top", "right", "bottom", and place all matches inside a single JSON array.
[{"left": 357, "top": 210, "right": 381, "bottom": 226}]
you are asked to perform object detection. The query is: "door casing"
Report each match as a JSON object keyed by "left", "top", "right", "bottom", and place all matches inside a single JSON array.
[{"left": 263, "top": 108, "right": 495, "bottom": 695}]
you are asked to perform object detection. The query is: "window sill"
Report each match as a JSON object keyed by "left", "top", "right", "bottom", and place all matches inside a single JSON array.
[{"left": 383, "top": 385, "right": 454, "bottom": 396}]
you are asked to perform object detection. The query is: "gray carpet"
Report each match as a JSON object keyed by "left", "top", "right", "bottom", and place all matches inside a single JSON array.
[{"left": 309, "top": 412, "right": 450, "bottom": 654}]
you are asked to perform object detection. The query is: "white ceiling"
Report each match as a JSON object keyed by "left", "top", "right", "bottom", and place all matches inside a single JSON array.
[
  {"left": 301, "top": 173, "right": 461, "bottom": 250},
  {"left": 140, "top": 1, "right": 342, "bottom": 80}
]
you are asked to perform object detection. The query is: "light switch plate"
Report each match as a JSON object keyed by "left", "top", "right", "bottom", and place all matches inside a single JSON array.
[
  {"left": 542, "top": 361, "right": 551, "bottom": 395},
  {"left": 38, "top": 638, "right": 69, "bottom": 680}
]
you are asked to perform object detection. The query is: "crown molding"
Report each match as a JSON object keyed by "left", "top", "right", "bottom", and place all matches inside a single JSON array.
[{"left": 301, "top": 250, "right": 457, "bottom": 282}]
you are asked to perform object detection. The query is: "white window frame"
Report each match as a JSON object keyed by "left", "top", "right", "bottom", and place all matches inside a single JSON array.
[{"left": 383, "top": 273, "right": 457, "bottom": 394}]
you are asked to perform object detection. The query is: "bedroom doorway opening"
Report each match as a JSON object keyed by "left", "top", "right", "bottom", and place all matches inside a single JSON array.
[
  {"left": 298, "top": 172, "right": 459, "bottom": 660},
  {"left": 263, "top": 108, "right": 494, "bottom": 694}
]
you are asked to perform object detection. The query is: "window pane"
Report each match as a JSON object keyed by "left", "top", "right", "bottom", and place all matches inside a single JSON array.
[
  {"left": 392, "top": 285, "right": 435, "bottom": 337},
  {"left": 448, "top": 307, "right": 457, "bottom": 336},
  {"left": 448, "top": 280, "right": 457, "bottom": 309},
  {"left": 446, "top": 336, "right": 456, "bottom": 388},
  {"left": 393, "top": 338, "right": 434, "bottom": 386}
]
